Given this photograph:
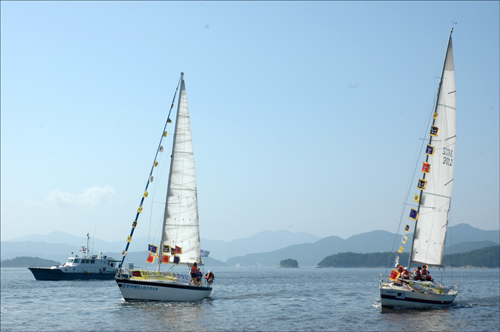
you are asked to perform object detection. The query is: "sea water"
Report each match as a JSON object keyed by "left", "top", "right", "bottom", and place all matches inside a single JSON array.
[{"left": 1, "top": 267, "right": 498, "bottom": 331}]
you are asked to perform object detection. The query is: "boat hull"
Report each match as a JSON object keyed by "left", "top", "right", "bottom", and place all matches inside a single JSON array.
[
  {"left": 380, "top": 284, "right": 457, "bottom": 308},
  {"left": 28, "top": 267, "right": 116, "bottom": 280},
  {"left": 116, "top": 278, "right": 212, "bottom": 302}
]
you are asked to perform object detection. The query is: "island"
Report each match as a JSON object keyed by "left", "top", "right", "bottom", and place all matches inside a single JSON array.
[
  {"left": 1, "top": 256, "right": 61, "bottom": 268},
  {"left": 280, "top": 258, "right": 299, "bottom": 268}
]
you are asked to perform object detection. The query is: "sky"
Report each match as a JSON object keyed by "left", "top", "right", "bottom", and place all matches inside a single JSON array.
[{"left": 1, "top": 1, "right": 499, "bottom": 245}]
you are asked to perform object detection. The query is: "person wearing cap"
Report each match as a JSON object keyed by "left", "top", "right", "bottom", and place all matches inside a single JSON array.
[
  {"left": 402, "top": 267, "right": 411, "bottom": 280},
  {"left": 205, "top": 270, "right": 214, "bottom": 285}
]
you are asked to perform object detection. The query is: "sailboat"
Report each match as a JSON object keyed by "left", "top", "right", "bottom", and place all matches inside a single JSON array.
[
  {"left": 379, "top": 29, "right": 459, "bottom": 308},
  {"left": 115, "top": 73, "right": 212, "bottom": 301}
]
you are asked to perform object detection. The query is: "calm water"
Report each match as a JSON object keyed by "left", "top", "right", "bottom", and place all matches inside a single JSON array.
[{"left": 1, "top": 267, "right": 498, "bottom": 331}]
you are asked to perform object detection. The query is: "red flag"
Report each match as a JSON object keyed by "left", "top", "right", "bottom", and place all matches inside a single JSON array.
[
  {"left": 162, "top": 255, "right": 169, "bottom": 264},
  {"left": 422, "top": 162, "right": 430, "bottom": 173},
  {"left": 175, "top": 246, "right": 182, "bottom": 254},
  {"left": 146, "top": 254, "right": 155, "bottom": 263},
  {"left": 389, "top": 269, "right": 400, "bottom": 281}
]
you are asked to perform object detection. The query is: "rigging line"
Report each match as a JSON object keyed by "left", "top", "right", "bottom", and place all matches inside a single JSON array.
[
  {"left": 148, "top": 138, "right": 169, "bottom": 252},
  {"left": 119, "top": 74, "right": 183, "bottom": 268},
  {"left": 385, "top": 87, "right": 439, "bottom": 273}
]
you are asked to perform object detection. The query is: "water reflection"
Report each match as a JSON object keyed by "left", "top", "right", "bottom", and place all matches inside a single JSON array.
[
  {"left": 381, "top": 306, "right": 455, "bottom": 331},
  {"left": 118, "top": 300, "right": 211, "bottom": 331}
]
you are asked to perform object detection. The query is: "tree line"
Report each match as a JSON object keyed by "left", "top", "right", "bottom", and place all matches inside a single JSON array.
[{"left": 317, "top": 246, "right": 499, "bottom": 268}]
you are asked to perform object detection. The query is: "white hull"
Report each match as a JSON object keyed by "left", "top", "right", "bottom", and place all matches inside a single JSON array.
[
  {"left": 380, "top": 282, "right": 457, "bottom": 308},
  {"left": 116, "top": 278, "right": 212, "bottom": 302}
]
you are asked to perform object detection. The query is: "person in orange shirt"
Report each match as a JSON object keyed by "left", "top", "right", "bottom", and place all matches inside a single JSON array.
[
  {"left": 190, "top": 262, "right": 199, "bottom": 285},
  {"left": 205, "top": 270, "right": 214, "bottom": 285}
]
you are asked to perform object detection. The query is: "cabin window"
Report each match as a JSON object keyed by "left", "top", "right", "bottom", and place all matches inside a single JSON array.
[
  {"left": 74, "top": 259, "right": 80, "bottom": 263},
  {"left": 91, "top": 260, "right": 95, "bottom": 264},
  {"left": 68, "top": 259, "right": 74, "bottom": 263}
]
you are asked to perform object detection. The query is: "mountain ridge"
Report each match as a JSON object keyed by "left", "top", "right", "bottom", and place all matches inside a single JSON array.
[{"left": 2, "top": 224, "right": 498, "bottom": 267}]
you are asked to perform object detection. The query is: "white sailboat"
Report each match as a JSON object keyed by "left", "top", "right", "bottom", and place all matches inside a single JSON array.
[
  {"left": 115, "top": 73, "right": 212, "bottom": 301},
  {"left": 379, "top": 29, "right": 459, "bottom": 308}
]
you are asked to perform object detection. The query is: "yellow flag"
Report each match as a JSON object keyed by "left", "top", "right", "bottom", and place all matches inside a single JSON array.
[
  {"left": 413, "top": 194, "right": 419, "bottom": 202},
  {"left": 398, "top": 246, "right": 404, "bottom": 253},
  {"left": 127, "top": 235, "right": 132, "bottom": 243}
]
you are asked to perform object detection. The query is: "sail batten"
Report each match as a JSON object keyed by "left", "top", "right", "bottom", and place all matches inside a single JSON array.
[{"left": 410, "top": 34, "right": 456, "bottom": 268}]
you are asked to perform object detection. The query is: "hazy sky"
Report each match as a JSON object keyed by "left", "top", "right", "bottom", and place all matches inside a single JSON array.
[{"left": 1, "top": 1, "right": 499, "bottom": 244}]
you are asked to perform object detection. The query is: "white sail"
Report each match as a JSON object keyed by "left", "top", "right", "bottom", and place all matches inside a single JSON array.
[
  {"left": 161, "top": 77, "right": 201, "bottom": 264},
  {"left": 411, "top": 36, "right": 456, "bottom": 267}
]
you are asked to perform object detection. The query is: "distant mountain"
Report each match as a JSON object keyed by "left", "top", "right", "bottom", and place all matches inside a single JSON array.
[
  {"left": 1, "top": 256, "right": 61, "bottom": 268},
  {"left": 3, "top": 229, "right": 322, "bottom": 262},
  {"left": 226, "top": 231, "right": 398, "bottom": 267},
  {"left": 2, "top": 224, "right": 497, "bottom": 267},
  {"left": 225, "top": 224, "right": 500, "bottom": 267},
  {"left": 1, "top": 241, "right": 81, "bottom": 263},
  {"left": 201, "top": 230, "right": 322, "bottom": 261},
  {"left": 446, "top": 224, "right": 500, "bottom": 244},
  {"left": 318, "top": 252, "right": 410, "bottom": 268},
  {"left": 316, "top": 246, "right": 500, "bottom": 269},
  {"left": 444, "top": 241, "right": 499, "bottom": 255},
  {"left": 444, "top": 246, "right": 499, "bottom": 268},
  {"left": 6, "top": 231, "right": 125, "bottom": 253}
]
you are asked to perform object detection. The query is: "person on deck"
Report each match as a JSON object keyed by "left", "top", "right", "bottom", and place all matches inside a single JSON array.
[
  {"left": 190, "top": 262, "right": 199, "bottom": 285},
  {"left": 205, "top": 270, "right": 214, "bottom": 285},
  {"left": 422, "top": 264, "right": 433, "bottom": 281},
  {"left": 394, "top": 265, "right": 404, "bottom": 284},
  {"left": 402, "top": 267, "right": 411, "bottom": 280},
  {"left": 196, "top": 270, "right": 202, "bottom": 286},
  {"left": 413, "top": 266, "right": 422, "bottom": 280}
]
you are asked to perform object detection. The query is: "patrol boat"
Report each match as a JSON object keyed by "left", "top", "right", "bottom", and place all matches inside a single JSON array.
[{"left": 28, "top": 234, "right": 120, "bottom": 280}]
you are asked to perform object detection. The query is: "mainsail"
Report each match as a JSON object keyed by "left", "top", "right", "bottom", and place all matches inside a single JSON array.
[
  {"left": 410, "top": 32, "right": 456, "bottom": 267},
  {"left": 160, "top": 76, "right": 201, "bottom": 265}
]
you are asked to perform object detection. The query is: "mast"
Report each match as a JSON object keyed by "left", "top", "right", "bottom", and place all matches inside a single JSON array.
[
  {"left": 86, "top": 233, "right": 90, "bottom": 258},
  {"left": 158, "top": 72, "right": 184, "bottom": 271},
  {"left": 407, "top": 29, "right": 454, "bottom": 269}
]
